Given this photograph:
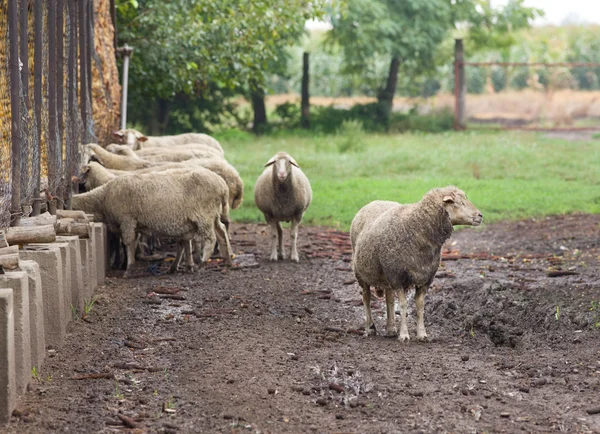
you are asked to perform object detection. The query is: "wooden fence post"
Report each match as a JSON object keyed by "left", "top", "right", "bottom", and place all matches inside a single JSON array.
[
  {"left": 301, "top": 52, "right": 310, "bottom": 129},
  {"left": 454, "top": 39, "right": 466, "bottom": 130}
]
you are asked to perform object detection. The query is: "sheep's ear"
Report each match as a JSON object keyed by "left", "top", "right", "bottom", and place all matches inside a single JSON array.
[
  {"left": 89, "top": 154, "right": 105, "bottom": 166},
  {"left": 113, "top": 131, "right": 124, "bottom": 139},
  {"left": 289, "top": 157, "right": 300, "bottom": 168},
  {"left": 138, "top": 135, "right": 148, "bottom": 142},
  {"left": 443, "top": 195, "right": 455, "bottom": 204},
  {"left": 264, "top": 157, "right": 277, "bottom": 167}
]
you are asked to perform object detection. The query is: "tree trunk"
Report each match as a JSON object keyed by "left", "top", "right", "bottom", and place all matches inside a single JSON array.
[
  {"left": 251, "top": 88, "right": 267, "bottom": 134},
  {"left": 377, "top": 56, "right": 401, "bottom": 123},
  {"left": 150, "top": 98, "right": 171, "bottom": 135},
  {"left": 301, "top": 52, "right": 310, "bottom": 129}
]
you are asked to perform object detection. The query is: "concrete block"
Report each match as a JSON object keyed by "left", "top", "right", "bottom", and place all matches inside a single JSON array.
[
  {"left": 0, "top": 288, "right": 16, "bottom": 423},
  {"left": 56, "top": 236, "right": 84, "bottom": 314},
  {"left": 19, "top": 246, "right": 65, "bottom": 348},
  {"left": 78, "top": 239, "right": 93, "bottom": 304},
  {"left": 92, "top": 223, "right": 106, "bottom": 286},
  {"left": 0, "top": 272, "right": 31, "bottom": 396},
  {"left": 48, "top": 243, "right": 71, "bottom": 326},
  {"left": 88, "top": 226, "right": 98, "bottom": 293},
  {"left": 17, "top": 261, "right": 46, "bottom": 371}
]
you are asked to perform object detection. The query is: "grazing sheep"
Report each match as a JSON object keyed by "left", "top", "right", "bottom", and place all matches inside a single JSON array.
[
  {"left": 254, "top": 152, "right": 312, "bottom": 262},
  {"left": 106, "top": 143, "right": 224, "bottom": 161},
  {"left": 105, "top": 158, "right": 244, "bottom": 211},
  {"left": 77, "top": 160, "right": 117, "bottom": 191},
  {"left": 83, "top": 143, "right": 154, "bottom": 171},
  {"left": 71, "top": 168, "right": 232, "bottom": 277},
  {"left": 350, "top": 186, "right": 482, "bottom": 341},
  {"left": 113, "top": 128, "right": 224, "bottom": 154}
]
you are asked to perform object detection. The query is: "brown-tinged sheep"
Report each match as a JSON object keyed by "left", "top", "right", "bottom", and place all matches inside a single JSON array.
[
  {"left": 113, "top": 128, "right": 224, "bottom": 154},
  {"left": 350, "top": 186, "right": 482, "bottom": 341},
  {"left": 254, "top": 152, "right": 312, "bottom": 262},
  {"left": 71, "top": 168, "right": 232, "bottom": 277}
]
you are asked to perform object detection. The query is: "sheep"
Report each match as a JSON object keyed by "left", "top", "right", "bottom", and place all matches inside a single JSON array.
[
  {"left": 105, "top": 158, "right": 244, "bottom": 211},
  {"left": 113, "top": 128, "right": 224, "bottom": 154},
  {"left": 82, "top": 143, "right": 155, "bottom": 171},
  {"left": 254, "top": 152, "right": 312, "bottom": 262},
  {"left": 76, "top": 160, "right": 117, "bottom": 191},
  {"left": 71, "top": 168, "right": 232, "bottom": 277},
  {"left": 106, "top": 143, "right": 224, "bottom": 161},
  {"left": 350, "top": 186, "right": 482, "bottom": 342}
]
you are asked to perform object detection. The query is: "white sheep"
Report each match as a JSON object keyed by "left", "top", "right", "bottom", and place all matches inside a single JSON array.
[
  {"left": 113, "top": 128, "right": 224, "bottom": 154},
  {"left": 82, "top": 143, "right": 155, "bottom": 171},
  {"left": 254, "top": 152, "right": 312, "bottom": 262},
  {"left": 350, "top": 186, "right": 482, "bottom": 341},
  {"left": 105, "top": 143, "right": 224, "bottom": 161},
  {"left": 71, "top": 168, "right": 232, "bottom": 277}
]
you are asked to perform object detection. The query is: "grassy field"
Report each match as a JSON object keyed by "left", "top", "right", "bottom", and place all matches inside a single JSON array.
[{"left": 216, "top": 129, "right": 600, "bottom": 230}]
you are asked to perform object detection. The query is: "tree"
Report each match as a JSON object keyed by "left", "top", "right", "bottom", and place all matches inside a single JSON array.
[
  {"left": 116, "top": 0, "right": 328, "bottom": 133},
  {"left": 327, "top": 0, "right": 542, "bottom": 123}
]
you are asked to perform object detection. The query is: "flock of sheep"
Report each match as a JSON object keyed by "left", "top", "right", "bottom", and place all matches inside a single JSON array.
[{"left": 73, "top": 129, "right": 482, "bottom": 341}]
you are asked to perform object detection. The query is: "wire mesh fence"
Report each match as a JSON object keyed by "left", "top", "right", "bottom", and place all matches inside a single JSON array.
[{"left": 0, "top": 0, "right": 118, "bottom": 228}]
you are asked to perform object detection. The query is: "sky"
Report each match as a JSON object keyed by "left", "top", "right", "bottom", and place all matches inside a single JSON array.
[{"left": 491, "top": 0, "right": 600, "bottom": 25}]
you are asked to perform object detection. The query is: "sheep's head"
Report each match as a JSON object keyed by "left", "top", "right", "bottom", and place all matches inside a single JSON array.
[
  {"left": 265, "top": 152, "right": 299, "bottom": 183},
  {"left": 106, "top": 143, "right": 136, "bottom": 157},
  {"left": 440, "top": 187, "right": 483, "bottom": 227},
  {"left": 112, "top": 128, "right": 147, "bottom": 150}
]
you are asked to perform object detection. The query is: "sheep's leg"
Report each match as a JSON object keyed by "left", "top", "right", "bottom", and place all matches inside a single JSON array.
[
  {"left": 276, "top": 222, "right": 284, "bottom": 260},
  {"left": 360, "top": 281, "right": 376, "bottom": 336},
  {"left": 415, "top": 286, "right": 428, "bottom": 341},
  {"left": 214, "top": 218, "right": 233, "bottom": 266},
  {"left": 169, "top": 241, "right": 186, "bottom": 273},
  {"left": 183, "top": 240, "right": 196, "bottom": 272},
  {"left": 385, "top": 288, "right": 398, "bottom": 337},
  {"left": 398, "top": 290, "right": 410, "bottom": 342},
  {"left": 267, "top": 218, "right": 279, "bottom": 261},
  {"left": 121, "top": 222, "right": 137, "bottom": 278},
  {"left": 290, "top": 217, "right": 301, "bottom": 262}
]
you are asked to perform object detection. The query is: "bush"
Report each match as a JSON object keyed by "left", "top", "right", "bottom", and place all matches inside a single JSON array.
[{"left": 336, "top": 120, "right": 366, "bottom": 153}]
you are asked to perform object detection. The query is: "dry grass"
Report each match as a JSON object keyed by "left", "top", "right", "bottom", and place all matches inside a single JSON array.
[{"left": 266, "top": 90, "right": 600, "bottom": 127}]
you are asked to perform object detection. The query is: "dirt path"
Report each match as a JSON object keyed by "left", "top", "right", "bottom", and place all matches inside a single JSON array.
[{"left": 3, "top": 215, "right": 600, "bottom": 433}]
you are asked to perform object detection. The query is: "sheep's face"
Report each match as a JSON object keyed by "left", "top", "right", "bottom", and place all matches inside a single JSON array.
[
  {"left": 106, "top": 144, "right": 135, "bottom": 157},
  {"left": 112, "top": 129, "right": 147, "bottom": 150},
  {"left": 265, "top": 152, "right": 300, "bottom": 183},
  {"left": 442, "top": 190, "right": 483, "bottom": 226}
]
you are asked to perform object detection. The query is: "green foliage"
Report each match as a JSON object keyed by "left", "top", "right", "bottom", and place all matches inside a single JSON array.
[
  {"left": 117, "top": 0, "right": 330, "bottom": 132},
  {"left": 336, "top": 120, "right": 366, "bottom": 153},
  {"left": 217, "top": 130, "right": 600, "bottom": 230}
]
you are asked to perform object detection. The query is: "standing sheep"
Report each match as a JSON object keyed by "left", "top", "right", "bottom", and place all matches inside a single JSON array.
[
  {"left": 254, "top": 152, "right": 312, "bottom": 262},
  {"left": 113, "top": 128, "right": 224, "bottom": 154},
  {"left": 350, "top": 186, "right": 482, "bottom": 341},
  {"left": 71, "top": 168, "right": 232, "bottom": 277}
]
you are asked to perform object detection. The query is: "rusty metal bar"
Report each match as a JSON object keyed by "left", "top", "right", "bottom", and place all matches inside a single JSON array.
[
  {"left": 19, "top": 0, "right": 29, "bottom": 108},
  {"left": 8, "top": 0, "right": 22, "bottom": 225},
  {"left": 79, "top": 0, "right": 88, "bottom": 134},
  {"left": 32, "top": 0, "right": 43, "bottom": 216},
  {"left": 461, "top": 62, "right": 600, "bottom": 68},
  {"left": 48, "top": 0, "right": 58, "bottom": 213}
]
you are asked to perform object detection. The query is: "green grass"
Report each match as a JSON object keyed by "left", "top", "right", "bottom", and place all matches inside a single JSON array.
[{"left": 215, "top": 129, "right": 600, "bottom": 230}]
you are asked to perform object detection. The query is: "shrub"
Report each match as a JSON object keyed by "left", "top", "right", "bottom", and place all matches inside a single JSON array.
[{"left": 336, "top": 119, "right": 366, "bottom": 153}]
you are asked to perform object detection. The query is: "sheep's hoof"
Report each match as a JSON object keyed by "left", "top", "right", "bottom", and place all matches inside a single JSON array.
[
  {"left": 385, "top": 329, "right": 398, "bottom": 338},
  {"left": 399, "top": 333, "right": 410, "bottom": 342},
  {"left": 269, "top": 253, "right": 279, "bottom": 261},
  {"left": 417, "top": 334, "right": 429, "bottom": 342},
  {"left": 290, "top": 254, "right": 300, "bottom": 262},
  {"left": 184, "top": 265, "right": 197, "bottom": 273},
  {"left": 365, "top": 323, "right": 377, "bottom": 336}
]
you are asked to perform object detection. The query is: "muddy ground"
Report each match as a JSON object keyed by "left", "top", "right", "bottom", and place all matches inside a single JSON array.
[{"left": 3, "top": 214, "right": 600, "bottom": 434}]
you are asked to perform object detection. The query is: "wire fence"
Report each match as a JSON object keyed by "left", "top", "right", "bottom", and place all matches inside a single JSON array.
[{"left": 0, "top": 0, "right": 117, "bottom": 229}]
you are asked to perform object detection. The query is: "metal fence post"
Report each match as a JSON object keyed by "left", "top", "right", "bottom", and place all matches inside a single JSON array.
[
  {"left": 8, "top": 0, "right": 21, "bottom": 226},
  {"left": 79, "top": 0, "right": 88, "bottom": 137},
  {"left": 32, "top": 0, "right": 42, "bottom": 216},
  {"left": 117, "top": 44, "right": 133, "bottom": 130},
  {"left": 47, "top": 0, "right": 58, "bottom": 214},
  {"left": 454, "top": 39, "right": 466, "bottom": 131}
]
